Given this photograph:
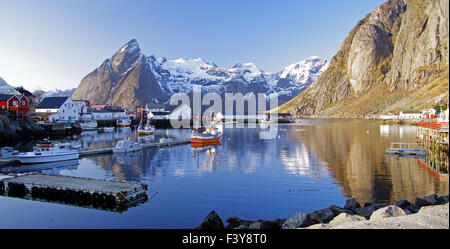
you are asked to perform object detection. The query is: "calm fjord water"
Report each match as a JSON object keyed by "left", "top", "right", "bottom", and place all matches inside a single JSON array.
[{"left": 0, "top": 119, "right": 447, "bottom": 228}]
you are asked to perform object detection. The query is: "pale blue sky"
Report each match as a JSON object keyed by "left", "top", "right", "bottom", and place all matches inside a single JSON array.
[{"left": 0, "top": 0, "right": 385, "bottom": 91}]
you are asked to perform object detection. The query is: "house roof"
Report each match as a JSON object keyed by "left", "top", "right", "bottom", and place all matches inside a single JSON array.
[
  {"left": 0, "top": 94, "right": 16, "bottom": 101},
  {"left": 146, "top": 103, "right": 181, "bottom": 112},
  {"left": 36, "top": 97, "right": 69, "bottom": 109}
]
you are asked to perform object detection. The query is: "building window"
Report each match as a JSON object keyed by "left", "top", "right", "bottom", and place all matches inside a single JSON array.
[{"left": 13, "top": 101, "right": 18, "bottom": 106}]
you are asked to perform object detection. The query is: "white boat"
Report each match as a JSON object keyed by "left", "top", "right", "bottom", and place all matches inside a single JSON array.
[
  {"left": 0, "top": 147, "right": 19, "bottom": 159},
  {"left": 14, "top": 142, "right": 79, "bottom": 164},
  {"left": 113, "top": 139, "right": 143, "bottom": 153},
  {"left": 116, "top": 118, "right": 131, "bottom": 127},
  {"left": 80, "top": 120, "right": 98, "bottom": 130},
  {"left": 137, "top": 119, "right": 154, "bottom": 136},
  {"left": 99, "top": 127, "right": 115, "bottom": 132}
]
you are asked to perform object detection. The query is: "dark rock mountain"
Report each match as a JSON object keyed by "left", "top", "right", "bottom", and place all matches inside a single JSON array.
[{"left": 72, "top": 39, "right": 328, "bottom": 109}]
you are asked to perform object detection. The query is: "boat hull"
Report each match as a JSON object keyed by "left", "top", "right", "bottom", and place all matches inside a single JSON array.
[
  {"left": 190, "top": 136, "right": 222, "bottom": 145},
  {"left": 16, "top": 152, "right": 79, "bottom": 164},
  {"left": 138, "top": 132, "right": 154, "bottom": 136}
]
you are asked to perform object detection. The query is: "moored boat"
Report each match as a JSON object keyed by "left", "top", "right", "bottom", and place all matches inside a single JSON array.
[
  {"left": 190, "top": 127, "right": 222, "bottom": 145},
  {"left": 116, "top": 118, "right": 131, "bottom": 127},
  {"left": 14, "top": 142, "right": 79, "bottom": 164},
  {"left": 80, "top": 120, "right": 98, "bottom": 130},
  {"left": 99, "top": 127, "right": 115, "bottom": 132},
  {"left": 137, "top": 119, "right": 154, "bottom": 136},
  {"left": 113, "top": 139, "right": 143, "bottom": 153},
  {"left": 0, "top": 147, "right": 19, "bottom": 160}
]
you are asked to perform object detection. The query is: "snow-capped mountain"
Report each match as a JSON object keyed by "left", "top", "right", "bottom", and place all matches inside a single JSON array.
[
  {"left": 0, "top": 77, "right": 20, "bottom": 95},
  {"left": 72, "top": 39, "right": 328, "bottom": 109}
]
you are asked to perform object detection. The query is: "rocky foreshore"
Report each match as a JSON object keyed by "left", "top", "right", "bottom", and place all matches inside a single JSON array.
[
  {"left": 0, "top": 111, "right": 46, "bottom": 143},
  {"left": 196, "top": 194, "right": 449, "bottom": 229}
]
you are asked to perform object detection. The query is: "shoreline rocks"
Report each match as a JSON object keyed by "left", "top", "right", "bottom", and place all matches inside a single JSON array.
[{"left": 196, "top": 194, "right": 449, "bottom": 229}]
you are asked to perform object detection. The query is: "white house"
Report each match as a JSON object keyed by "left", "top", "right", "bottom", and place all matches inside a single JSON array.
[
  {"left": 398, "top": 111, "right": 422, "bottom": 119},
  {"left": 81, "top": 107, "right": 129, "bottom": 121},
  {"left": 147, "top": 103, "right": 191, "bottom": 120},
  {"left": 437, "top": 108, "right": 449, "bottom": 122},
  {"left": 421, "top": 108, "right": 437, "bottom": 119},
  {"left": 35, "top": 97, "right": 79, "bottom": 122},
  {"left": 380, "top": 114, "right": 398, "bottom": 120}
]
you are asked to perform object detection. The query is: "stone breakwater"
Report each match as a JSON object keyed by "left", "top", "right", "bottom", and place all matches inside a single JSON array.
[{"left": 196, "top": 194, "right": 449, "bottom": 229}]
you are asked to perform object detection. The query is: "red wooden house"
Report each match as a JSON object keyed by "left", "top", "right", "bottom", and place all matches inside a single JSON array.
[{"left": 0, "top": 94, "right": 30, "bottom": 114}]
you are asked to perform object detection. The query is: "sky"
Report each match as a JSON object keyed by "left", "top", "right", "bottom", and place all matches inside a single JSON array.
[{"left": 0, "top": 0, "right": 385, "bottom": 91}]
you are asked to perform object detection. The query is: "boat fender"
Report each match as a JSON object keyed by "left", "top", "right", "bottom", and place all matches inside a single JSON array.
[
  {"left": 68, "top": 190, "right": 77, "bottom": 204},
  {"left": 83, "top": 192, "right": 92, "bottom": 206},
  {"left": 92, "top": 192, "right": 100, "bottom": 207},
  {"left": 99, "top": 193, "right": 108, "bottom": 209},
  {"left": 56, "top": 189, "right": 64, "bottom": 202},
  {"left": 62, "top": 189, "right": 71, "bottom": 203},
  {"left": 106, "top": 195, "right": 116, "bottom": 209},
  {"left": 50, "top": 188, "right": 58, "bottom": 201},
  {"left": 0, "top": 181, "right": 4, "bottom": 195},
  {"left": 31, "top": 186, "right": 39, "bottom": 198}
]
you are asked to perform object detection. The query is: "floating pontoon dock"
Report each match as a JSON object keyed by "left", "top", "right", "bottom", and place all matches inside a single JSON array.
[
  {"left": 386, "top": 142, "right": 427, "bottom": 156},
  {"left": 78, "top": 139, "right": 190, "bottom": 157},
  {"left": 0, "top": 173, "right": 152, "bottom": 212}
]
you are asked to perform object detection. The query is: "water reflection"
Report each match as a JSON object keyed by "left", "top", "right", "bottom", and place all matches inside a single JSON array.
[
  {"left": 290, "top": 120, "right": 448, "bottom": 205},
  {"left": 0, "top": 159, "right": 79, "bottom": 174}
]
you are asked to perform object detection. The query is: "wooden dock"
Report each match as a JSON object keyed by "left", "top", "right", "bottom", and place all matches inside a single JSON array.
[
  {"left": 417, "top": 122, "right": 449, "bottom": 149},
  {"left": 0, "top": 173, "right": 151, "bottom": 212},
  {"left": 386, "top": 143, "right": 427, "bottom": 156},
  {"left": 79, "top": 139, "right": 190, "bottom": 157}
]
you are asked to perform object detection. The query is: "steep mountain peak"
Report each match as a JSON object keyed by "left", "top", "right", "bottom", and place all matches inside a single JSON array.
[
  {"left": 118, "top": 39, "right": 140, "bottom": 54},
  {"left": 0, "top": 77, "right": 9, "bottom": 86},
  {"left": 279, "top": 57, "right": 328, "bottom": 84}
]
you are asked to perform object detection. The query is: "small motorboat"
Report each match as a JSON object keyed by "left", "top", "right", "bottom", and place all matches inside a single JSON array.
[
  {"left": 116, "top": 118, "right": 131, "bottom": 127},
  {"left": 15, "top": 142, "right": 79, "bottom": 164},
  {"left": 137, "top": 119, "right": 154, "bottom": 136},
  {"left": 113, "top": 139, "right": 143, "bottom": 153},
  {"left": 99, "top": 127, "right": 115, "bottom": 133},
  {"left": 0, "top": 147, "right": 19, "bottom": 160},
  {"left": 190, "top": 127, "right": 222, "bottom": 145},
  {"left": 80, "top": 120, "right": 98, "bottom": 130}
]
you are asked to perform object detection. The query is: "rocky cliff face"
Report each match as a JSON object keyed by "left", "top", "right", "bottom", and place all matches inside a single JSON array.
[
  {"left": 72, "top": 39, "right": 170, "bottom": 109},
  {"left": 278, "top": 0, "right": 449, "bottom": 117},
  {"left": 72, "top": 40, "right": 328, "bottom": 109}
]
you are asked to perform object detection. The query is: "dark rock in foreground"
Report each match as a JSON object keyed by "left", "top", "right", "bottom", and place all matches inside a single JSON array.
[
  {"left": 281, "top": 212, "right": 313, "bottom": 229},
  {"left": 196, "top": 195, "right": 449, "bottom": 229},
  {"left": 196, "top": 210, "right": 224, "bottom": 229}
]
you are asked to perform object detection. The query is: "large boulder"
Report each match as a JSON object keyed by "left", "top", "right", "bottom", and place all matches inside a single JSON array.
[
  {"left": 329, "top": 205, "right": 349, "bottom": 216},
  {"left": 309, "top": 208, "right": 335, "bottom": 224},
  {"left": 344, "top": 199, "right": 361, "bottom": 212},
  {"left": 437, "top": 196, "right": 449, "bottom": 205},
  {"left": 394, "top": 199, "right": 411, "bottom": 209},
  {"left": 282, "top": 212, "right": 313, "bottom": 229},
  {"left": 329, "top": 213, "right": 366, "bottom": 225},
  {"left": 370, "top": 205, "right": 407, "bottom": 220},
  {"left": 196, "top": 210, "right": 224, "bottom": 229},
  {"left": 226, "top": 217, "right": 252, "bottom": 229},
  {"left": 423, "top": 194, "right": 438, "bottom": 206},
  {"left": 248, "top": 220, "right": 281, "bottom": 229},
  {"left": 415, "top": 197, "right": 429, "bottom": 208}
]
